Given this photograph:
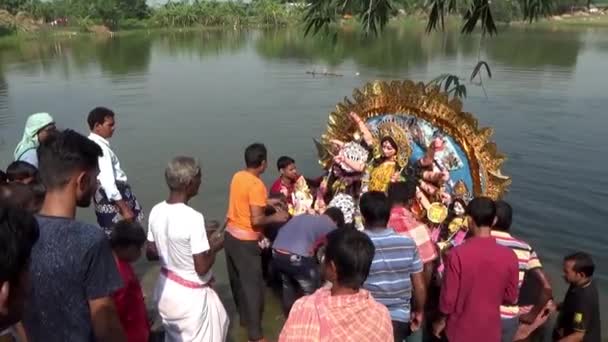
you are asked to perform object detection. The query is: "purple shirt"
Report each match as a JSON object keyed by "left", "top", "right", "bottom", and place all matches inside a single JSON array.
[
  {"left": 272, "top": 214, "right": 336, "bottom": 257},
  {"left": 439, "top": 236, "right": 519, "bottom": 342}
]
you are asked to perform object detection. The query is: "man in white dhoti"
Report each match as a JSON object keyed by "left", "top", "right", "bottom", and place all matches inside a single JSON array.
[{"left": 146, "top": 156, "right": 228, "bottom": 342}]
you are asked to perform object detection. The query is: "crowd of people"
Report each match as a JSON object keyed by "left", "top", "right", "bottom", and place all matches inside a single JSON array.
[{"left": 0, "top": 109, "right": 602, "bottom": 342}]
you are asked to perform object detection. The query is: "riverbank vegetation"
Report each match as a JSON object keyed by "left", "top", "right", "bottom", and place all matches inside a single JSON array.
[
  {"left": 1, "top": 0, "right": 607, "bottom": 37},
  {"left": 0, "top": 0, "right": 305, "bottom": 35}
]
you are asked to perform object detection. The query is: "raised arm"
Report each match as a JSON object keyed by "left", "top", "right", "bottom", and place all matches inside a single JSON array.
[{"left": 349, "top": 112, "right": 374, "bottom": 147}]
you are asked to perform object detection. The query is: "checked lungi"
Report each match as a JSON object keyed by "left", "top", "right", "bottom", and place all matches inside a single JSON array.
[{"left": 94, "top": 181, "right": 144, "bottom": 236}]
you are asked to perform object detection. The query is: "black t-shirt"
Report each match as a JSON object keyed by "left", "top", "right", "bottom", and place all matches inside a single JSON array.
[
  {"left": 23, "top": 216, "right": 123, "bottom": 342},
  {"left": 555, "top": 281, "right": 601, "bottom": 342}
]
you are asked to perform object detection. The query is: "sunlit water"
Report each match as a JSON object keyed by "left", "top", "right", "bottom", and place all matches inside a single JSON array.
[{"left": 1, "top": 26, "right": 606, "bottom": 340}]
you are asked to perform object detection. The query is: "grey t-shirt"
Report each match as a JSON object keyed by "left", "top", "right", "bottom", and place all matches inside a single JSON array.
[
  {"left": 23, "top": 216, "right": 123, "bottom": 342},
  {"left": 272, "top": 214, "right": 336, "bottom": 257}
]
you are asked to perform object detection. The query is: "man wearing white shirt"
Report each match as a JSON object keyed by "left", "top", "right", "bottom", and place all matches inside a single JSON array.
[
  {"left": 87, "top": 107, "right": 143, "bottom": 235},
  {"left": 145, "top": 156, "right": 228, "bottom": 342}
]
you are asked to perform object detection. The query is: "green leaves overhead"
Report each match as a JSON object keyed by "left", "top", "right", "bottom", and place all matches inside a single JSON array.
[{"left": 304, "top": 0, "right": 554, "bottom": 37}]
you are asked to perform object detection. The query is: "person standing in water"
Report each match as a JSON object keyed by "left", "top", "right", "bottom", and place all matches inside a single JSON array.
[
  {"left": 225, "top": 143, "right": 290, "bottom": 342},
  {"left": 13, "top": 112, "right": 56, "bottom": 168},
  {"left": 87, "top": 107, "right": 143, "bottom": 236}
]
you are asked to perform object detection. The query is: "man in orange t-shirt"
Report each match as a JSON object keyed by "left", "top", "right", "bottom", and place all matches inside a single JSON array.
[{"left": 225, "top": 143, "right": 289, "bottom": 342}]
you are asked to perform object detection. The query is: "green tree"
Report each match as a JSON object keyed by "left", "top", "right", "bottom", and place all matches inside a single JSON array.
[{"left": 304, "top": 0, "right": 553, "bottom": 37}]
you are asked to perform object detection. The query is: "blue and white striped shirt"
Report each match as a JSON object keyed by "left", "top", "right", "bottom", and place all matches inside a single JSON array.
[{"left": 363, "top": 228, "right": 423, "bottom": 323}]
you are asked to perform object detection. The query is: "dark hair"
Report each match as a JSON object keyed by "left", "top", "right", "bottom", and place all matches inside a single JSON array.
[
  {"left": 466, "top": 197, "right": 496, "bottom": 228},
  {"left": 0, "top": 170, "right": 6, "bottom": 184},
  {"left": 387, "top": 181, "right": 417, "bottom": 207},
  {"left": 494, "top": 200, "right": 512, "bottom": 231},
  {"left": 277, "top": 156, "right": 295, "bottom": 171},
  {"left": 244, "top": 143, "right": 267, "bottom": 168},
  {"left": 0, "top": 183, "right": 42, "bottom": 213},
  {"left": 110, "top": 221, "right": 146, "bottom": 249},
  {"left": 6, "top": 161, "right": 38, "bottom": 183},
  {"left": 38, "top": 130, "right": 103, "bottom": 190},
  {"left": 87, "top": 107, "right": 115, "bottom": 130},
  {"left": 380, "top": 136, "right": 398, "bottom": 152},
  {"left": 0, "top": 206, "right": 40, "bottom": 284},
  {"left": 564, "top": 252, "right": 595, "bottom": 277},
  {"left": 324, "top": 229, "right": 375, "bottom": 289},
  {"left": 360, "top": 191, "right": 391, "bottom": 228},
  {"left": 325, "top": 207, "right": 345, "bottom": 229}
]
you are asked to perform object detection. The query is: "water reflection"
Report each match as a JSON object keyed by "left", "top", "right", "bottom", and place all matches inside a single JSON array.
[
  {"left": 485, "top": 28, "right": 582, "bottom": 68},
  {"left": 255, "top": 26, "right": 585, "bottom": 72},
  {"left": 154, "top": 29, "right": 247, "bottom": 59}
]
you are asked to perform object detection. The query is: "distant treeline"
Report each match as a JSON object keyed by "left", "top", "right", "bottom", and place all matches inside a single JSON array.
[
  {"left": 0, "top": 0, "right": 304, "bottom": 31},
  {"left": 0, "top": 0, "right": 602, "bottom": 34}
]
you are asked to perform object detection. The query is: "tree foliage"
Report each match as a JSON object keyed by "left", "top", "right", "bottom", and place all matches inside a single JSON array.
[{"left": 304, "top": 0, "right": 554, "bottom": 36}]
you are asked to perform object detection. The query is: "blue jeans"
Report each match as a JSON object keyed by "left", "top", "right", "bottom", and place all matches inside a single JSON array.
[
  {"left": 392, "top": 320, "right": 423, "bottom": 342},
  {"left": 501, "top": 317, "right": 520, "bottom": 342},
  {"left": 272, "top": 250, "right": 320, "bottom": 316}
]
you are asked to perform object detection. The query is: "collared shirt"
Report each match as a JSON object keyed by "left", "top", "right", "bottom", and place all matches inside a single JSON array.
[
  {"left": 387, "top": 206, "right": 438, "bottom": 263},
  {"left": 279, "top": 287, "right": 393, "bottom": 342},
  {"left": 439, "top": 237, "right": 519, "bottom": 342},
  {"left": 88, "top": 133, "right": 128, "bottom": 202},
  {"left": 491, "top": 230, "right": 543, "bottom": 319},
  {"left": 364, "top": 228, "right": 423, "bottom": 323}
]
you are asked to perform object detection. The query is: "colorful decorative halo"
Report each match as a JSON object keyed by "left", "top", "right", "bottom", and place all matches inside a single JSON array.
[{"left": 316, "top": 80, "right": 511, "bottom": 199}]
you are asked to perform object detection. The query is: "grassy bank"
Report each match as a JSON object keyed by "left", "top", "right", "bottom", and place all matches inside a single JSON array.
[{"left": 525, "top": 12, "right": 608, "bottom": 27}]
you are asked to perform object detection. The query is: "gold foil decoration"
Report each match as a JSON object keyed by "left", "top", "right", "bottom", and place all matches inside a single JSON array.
[{"left": 317, "top": 80, "right": 511, "bottom": 199}]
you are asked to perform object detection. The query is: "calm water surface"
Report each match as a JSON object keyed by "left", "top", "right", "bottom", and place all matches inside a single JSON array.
[{"left": 1, "top": 26, "right": 606, "bottom": 340}]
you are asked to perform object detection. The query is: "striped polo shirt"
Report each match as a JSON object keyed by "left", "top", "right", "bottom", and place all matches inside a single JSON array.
[
  {"left": 363, "top": 228, "right": 423, "bottom": 323},
  {"left": 491, "top": 230, "right": 543, "bottom": 319}
]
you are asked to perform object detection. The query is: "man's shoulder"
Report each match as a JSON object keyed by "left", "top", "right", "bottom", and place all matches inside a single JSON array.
[
  {"left": 492, "top": 231, "right": 533, "bottom": 251},
  {"left": 364, "top": 291, "right": 392, "bottom": 317},
  {"left": 150, "top": 202, "right": 203, "bottom": 223},
  {"left": 385, "top": 230, "right": 417, "bottom": 245},
  {"left": 37, "top": 216, "right": 105, "bottom": 240},
  {"left": 269, "top": 177, "right": 282, "bottom": 192},
  {"left": 294, "top": 287, "right": 326, "bottom": 310},
  {"left": 367, "top": 230, "right": 417, "bottom": 249},
  {"left": 232, "top": 170, "right": 265, "bottom": 188},
  {"left": 579, "top": 281, "right": 600, "bottom": 301}
]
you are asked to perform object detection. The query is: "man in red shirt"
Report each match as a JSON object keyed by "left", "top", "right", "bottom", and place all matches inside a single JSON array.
[
  {"left": 433, "top": 197, "right": 519, "bottom": 342},
  {"left": 269, "top": 156, "right": 299, "bottom": 205}
]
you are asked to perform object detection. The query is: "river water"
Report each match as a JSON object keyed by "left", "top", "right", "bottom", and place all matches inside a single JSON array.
[{"left": 0, "top": 26, "right": 606, "bottom": 340}]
